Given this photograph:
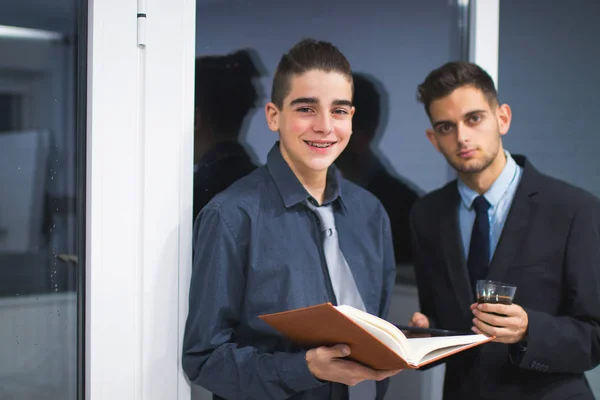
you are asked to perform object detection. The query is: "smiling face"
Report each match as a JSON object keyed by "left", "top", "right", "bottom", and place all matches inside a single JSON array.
[
  {"left": 265, "top": 69, "right": 355, "bottom": 184},
  {"left": 426, "top": 85, "right": 512, "bottom": 183}
]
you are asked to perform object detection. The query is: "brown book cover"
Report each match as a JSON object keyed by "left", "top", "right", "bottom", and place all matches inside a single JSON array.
[{"left": 259, "top": 302, "right": 494, "bottom": 370}]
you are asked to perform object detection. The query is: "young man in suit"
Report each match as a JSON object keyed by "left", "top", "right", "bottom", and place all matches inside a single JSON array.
[
  {"left": 183, "top": 39, "right": 400, "bottom": 399},
  {"left": 408, "top": 61, "right": 600, "bottom": 399}
]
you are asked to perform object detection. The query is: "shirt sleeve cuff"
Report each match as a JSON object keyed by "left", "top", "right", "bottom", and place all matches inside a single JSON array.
[{"left": 280, "top": 351, "right": 327, "bottom": 393}]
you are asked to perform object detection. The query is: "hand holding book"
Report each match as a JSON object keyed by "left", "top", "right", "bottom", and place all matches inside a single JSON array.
[{"left": 305, "top": 344, "right": 402, "bottom": 386}]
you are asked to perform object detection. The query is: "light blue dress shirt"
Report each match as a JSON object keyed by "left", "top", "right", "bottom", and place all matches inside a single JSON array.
[{"left": 458, "top": 151, "right": 523, "bottom": 261}]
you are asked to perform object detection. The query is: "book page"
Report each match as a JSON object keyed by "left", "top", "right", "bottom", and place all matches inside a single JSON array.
[
  {"left": 335, "top": 305, "right": 489, "bottom": 367},
  {"left": 336, "top": 305, "right": 408, "bottom": 342},
  {"left": 414, "top": 343, "right": 469, "bottom": 365},
  {"left": 405, "top": 334, "right": 489, "bottom": 365},
  {"left": 341, "top": 311, "right": 409, "bottom": 359},
  {"left": 336, "top": 305, "right": 409, "bottom": 358}
]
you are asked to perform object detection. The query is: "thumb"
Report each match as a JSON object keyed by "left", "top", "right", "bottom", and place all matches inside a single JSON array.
[
  {"left": 329, "top": 344, "right": 351, "bottom": 358},
  {"left": 411, "top": 312, "right": 429, "bottom": 328},
  {"left": 408, "top": 312, "right": 421, "bottom": 326}
]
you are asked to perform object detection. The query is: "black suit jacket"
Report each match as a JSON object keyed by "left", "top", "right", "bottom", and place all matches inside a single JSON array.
[{"left": 410, "top": 156, "right": 600, "bottom": 399}]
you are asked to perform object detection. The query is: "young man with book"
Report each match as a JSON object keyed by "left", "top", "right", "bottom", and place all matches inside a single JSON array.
[
  {"left": 183, "top": 39, "right": 400, "bottom": 399},
  {"left": 408, "top": 61, "right": 600, "bottom": 399}
]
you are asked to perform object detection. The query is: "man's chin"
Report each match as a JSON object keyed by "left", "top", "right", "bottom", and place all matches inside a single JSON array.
[{"left": 450, "top": 159, "right": 487, "bottom": 175}]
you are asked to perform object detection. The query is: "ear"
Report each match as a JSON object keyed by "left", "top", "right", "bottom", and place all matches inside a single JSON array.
[
  {"left": 426, "top": 128, "right": 441, "bottom": 153},
  {"left": 496, "top": 103, "right": 512, "bottom": 136},
  {"left": 265, "top": 102, "right": 281, "bottom": 132},
  {"left": 348, "top": 106, "right": 356, "bottom": 138}
]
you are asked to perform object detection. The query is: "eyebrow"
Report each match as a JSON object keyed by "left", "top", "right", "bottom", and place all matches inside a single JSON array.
[
  {"left": 289, "top": 97, "right": 317, "bottom": 106},
  {"left": 288, "top": 97, "right": 353, "bottom": 107},
  {"left": 332, "top": 99, "right": 353, "bottom": 107},
  {"left": 432, "top": 109, "right": 487, "bottom": 129}
]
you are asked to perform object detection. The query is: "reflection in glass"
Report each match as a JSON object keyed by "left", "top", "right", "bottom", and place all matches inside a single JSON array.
[
  {"left": 336, "top": 73, "right": 420, "bottom": 264},
  {"left": 193, "top": 50, "right": 263, "bottom": 221},
  {"left": 0, "top": 0, "right": 82, "bottom": 398}
]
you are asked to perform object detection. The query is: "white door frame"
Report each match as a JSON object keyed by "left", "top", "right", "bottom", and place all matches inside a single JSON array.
[
  {"left": 85, "top": 0, "right": 195, "bottom": 398},
  {"left": 469, "top": 0, "right": 500, "bottom": 88}
]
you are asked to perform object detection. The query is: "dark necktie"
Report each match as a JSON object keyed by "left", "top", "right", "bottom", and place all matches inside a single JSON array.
[{"left": 467, "top": 195, "right": 491, "bottom": 291}]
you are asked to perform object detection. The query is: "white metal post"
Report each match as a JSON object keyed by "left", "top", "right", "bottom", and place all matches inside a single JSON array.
[
  {"left": 86, "top": 0, "right": 195, "bottom": 397},
  {"left": 469, "top": 0, "right": 500, "bottom": 88}
]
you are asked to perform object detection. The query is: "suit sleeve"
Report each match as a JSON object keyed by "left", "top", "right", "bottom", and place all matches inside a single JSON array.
[
  {"left": 182, "top": 206, "right": 324, "bottom": 399},
  {"left": 516, "top": 199, "right": 600, "bottom": 373}
]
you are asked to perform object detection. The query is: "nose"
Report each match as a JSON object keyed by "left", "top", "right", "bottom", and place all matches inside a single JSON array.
[
  {"left": 456, "top": 123, "right": 470, "bottom": 145},
  {"left": 313, "top": 112, "right": 333, "bottom": 134}
]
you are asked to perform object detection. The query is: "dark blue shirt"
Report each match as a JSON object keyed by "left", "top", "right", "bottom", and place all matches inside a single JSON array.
[{"left": 183, "top": 143, "right": 396, "bottom": 400}]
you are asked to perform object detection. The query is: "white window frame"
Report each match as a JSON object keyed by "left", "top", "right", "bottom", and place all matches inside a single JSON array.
[
  {"left": 85, "top": 0, "right": 195, "bottom": 398},
  {"left": 469, "top": 0, "right": 500, "bottom": 88}
]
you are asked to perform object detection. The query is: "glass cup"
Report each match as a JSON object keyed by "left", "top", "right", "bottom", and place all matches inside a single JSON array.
[
  {"left": 476, "top": 280, "right": 517, "bottom": 305},
  {"left": 476, "top": 280, "right": 517, "bottom": 318}
]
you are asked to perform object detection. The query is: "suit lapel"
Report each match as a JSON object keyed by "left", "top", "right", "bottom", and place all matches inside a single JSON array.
[
  {"left": 440, "top": 184, "right": 474, "bottom": 316},
  {"left": 487, "top": 157, "right": 538, "bottom": 282}
]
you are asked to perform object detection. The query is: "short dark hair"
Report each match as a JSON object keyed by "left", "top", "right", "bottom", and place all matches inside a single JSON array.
[
  {"left": 195, "top": 49, "right": 260, "bottom": 137},
  {"left": 416, "top": 61, "right": 498, "bottom": 118},
  {"left": 271, "top": 39, "right": 353, "bottom": 109}
]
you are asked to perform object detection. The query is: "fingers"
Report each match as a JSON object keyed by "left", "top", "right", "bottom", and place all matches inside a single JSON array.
[
  {"left": 375, "top": 369, "right": 403, "bottom": 381},
  {"left": 326, "top": 359, "right": 383, "bottom": 386},
  {"left": 306, "top": 344, "right": 350, "bottom": 370},
  {"left": 472, "top": 307, "right": 521, "bottom": 330},
  {"left": 409, "top": 312, "right": 429, "bottom": 328},
  {"left": 346, "top": 361, "right": 381, "bottom": 382},
  {"left": 344, "top": 363, "right": 402, "bottom": 385},
  {"left": 471, "top": 317, "right": 520, "bottom": 343},
  {"left": 475, "top": 302, "right": 514, "bottom": 316},
  {"left": 472, "top": 316, "right": 500, "bottom": 336},
  {"left": 472, "top": 309, "right": 506, "bottom": 327},
  {"left": 306, "top": 345, "right": 353, "bottom": 382},
  {"left": 308, "top": 345, "right": 403, "bottom": 386},
  {"left": 324, "top": 344, "right": 351, "bottom": 359},
  {"left": 471, "top": 325, "right": 484, "bottom": 335}
]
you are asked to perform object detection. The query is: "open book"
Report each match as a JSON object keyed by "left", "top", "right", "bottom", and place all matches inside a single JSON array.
[{"left": 259, "top": 302, "right": 493, "bottom": 370}]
